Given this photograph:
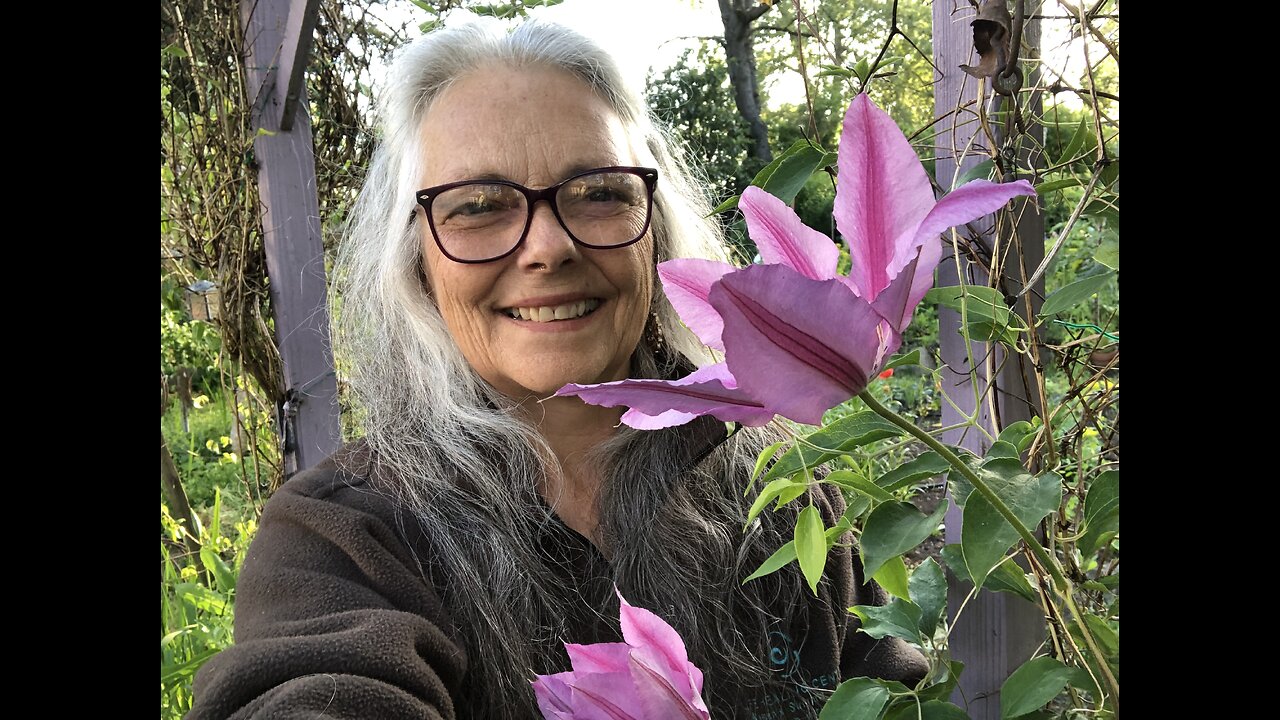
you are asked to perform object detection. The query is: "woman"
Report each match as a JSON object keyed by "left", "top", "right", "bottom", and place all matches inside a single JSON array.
[{"left": 191, "top": 18, "right": 925, "bottom": 720}]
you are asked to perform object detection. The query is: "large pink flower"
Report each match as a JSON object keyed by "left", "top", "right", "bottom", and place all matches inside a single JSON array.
[
  {"left": 531, "top": 589, "right": 711, "bottom": 720},
  {"left": 558, "top": 94, "right": 1035, "bottom": 427}
]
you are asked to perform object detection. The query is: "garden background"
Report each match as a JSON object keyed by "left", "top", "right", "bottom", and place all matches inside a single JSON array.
[{"left": 161, "top": 1, "right": 1118, "bottom": 717}]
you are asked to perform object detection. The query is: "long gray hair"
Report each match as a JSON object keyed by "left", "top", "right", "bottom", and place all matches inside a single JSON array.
[{"left": 332, "top": 17, "right": 812, "bottom": 718}]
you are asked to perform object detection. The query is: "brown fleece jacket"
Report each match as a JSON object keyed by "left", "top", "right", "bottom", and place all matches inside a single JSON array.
[{"left": 189, "top": 440, "right": 927, "bottom": 720}]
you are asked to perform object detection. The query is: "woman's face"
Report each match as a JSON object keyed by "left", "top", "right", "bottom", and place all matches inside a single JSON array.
[{"left": 417, "top": 64, "right": 654, "bottom": 400}]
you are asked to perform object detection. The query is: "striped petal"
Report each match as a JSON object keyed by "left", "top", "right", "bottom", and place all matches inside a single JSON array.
[
  {"left": 556, "top": 363, "right": 775, "bottom": 429},
  {"left": 740, "top": 185, "right": 840, "bottom": 280},
  {"left": 711, "top": 264, "right": 896, "bottom": 426},
  {"left": 657, "top": 259, "right": 736, "bottom": 351},
  {"left": 835, "top": 93, "right": 935, "bottom": 302}
]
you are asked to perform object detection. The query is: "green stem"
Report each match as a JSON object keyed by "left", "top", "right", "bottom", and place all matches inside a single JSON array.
[
  {"left": 859, "top": 390, "right": 1067, "bottom": 590},
  {"left": 857, "top": 389, "right": 1119, "bottom": 712}
]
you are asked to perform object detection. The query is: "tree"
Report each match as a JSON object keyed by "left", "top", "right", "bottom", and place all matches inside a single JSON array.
[{"left": 716, "top": 0, "right": 776, "bottom": 163}]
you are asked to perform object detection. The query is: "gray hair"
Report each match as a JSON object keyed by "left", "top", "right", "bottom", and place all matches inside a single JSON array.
[{"left": 332, "top": 17, "right": 812, "bottom": 718}]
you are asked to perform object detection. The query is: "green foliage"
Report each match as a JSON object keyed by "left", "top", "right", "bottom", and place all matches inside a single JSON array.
[
  {"left": 162, "top": 390, "right": 257, "bottom": 510},
  {"left": 647, "top": 46, "right": 758, "bottom": 207},
  {"left": 161, "top": 277, "right": 222, "bottom": 396},
  {"left": 161, "top": 489, "right": 258, "bottom": 718}
]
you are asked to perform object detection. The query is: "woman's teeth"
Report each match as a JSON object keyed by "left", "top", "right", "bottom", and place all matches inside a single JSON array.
[{"left": 506, "top": 299, "right": 601, "bottom": 322}]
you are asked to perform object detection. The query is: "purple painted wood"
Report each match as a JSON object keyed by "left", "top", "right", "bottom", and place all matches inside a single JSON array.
[
  {"left": 280, "top": 0, "right": 320, "bottom": 131},
  {"left": 931, "top": 2, "right": 1046, "bottom": 717},
  {"left": 241, "top": 0, "right": 340, "bottom": 476}
]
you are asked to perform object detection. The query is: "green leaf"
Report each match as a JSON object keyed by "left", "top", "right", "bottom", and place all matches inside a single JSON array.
[
  {"left": 765, "top": 412, "right": 902, "bottom": 481},
  {"left": 940, "top": 546, "right": 1037, "bottom": 602},
  {"left": 162, "top": 43, "right": 188, "bottom": 58},
  {"left": 954, "top": 159, "right": 994, "bottom": 190},
  {"left": 852, "top": 58, "right": 872, "bottom": 84},
  {"left": 883, "top": 348, "right": 921, "bottom": 371},
  {"left": 200, "top": 547, "right": 237, "bottom": 593},
  {"left": 743, "top": 541, "right": 797, "bottom": 584},
  {"left": 873, "top": 555, "right": 911, "bottom": 600},
  {"left": 820, "top": 677, "right": 891, "bottom": 720},
  {"left": 997, "top": 421, "right": 1037, "bottom": 454},
  {"left": 1079, "top": 470, "right": 1119, "bottom": 558},
  {"left": 944, "top": 449, "right": 983, "bottom": 508},
  {"left": 850, "top": 598, "right": 923, "bottom": 644},
  {"left": 817, "top": 64, "right": 854, "bottom": 79},
  {"left": 1080, "top": 613, "right": 1119, "bottom": 657},
  {"left": 1055, "top": 116, "right": 1090, "bottom": 166},
  {"left": 1039, "top": 272, "right": 1115, "bottom": 317},
  {"left": 962, "top": 462, "right": 1061, "bottom": 587},
  {"left": 746, "top": 478, "right": 808, "bottom": 526},
  {"left": 884, "top": 700, "right": 971, "bottom": 720},
  {"left": 160, "top": 648, "right": 221, "bottom": 685},
  {"left": 1094, "top": 234, "right": 1119, "bottom": 270},
  {"left": 1001, "top": 656, "right": 1076, "bottom": 718},
  {"left": 1081, "top": 195, "right": 1118, "bottom": 225},
  {"left": 750, "top": 440, "right": 785, "bottom": 486},
  {"left": 796, "top": 505, "right": 827, "bottom": 595},
  {"left": 986, "top": 558, "right": 1038, "bottom": 603},
  {"left": 909, "top": 558, "right": 947, "bottom": 637},
  {"left": 826, "top": 470, "right": 895, "bottom": 503},
  {"left": 875, "top": 452, "right": 950, "bottom": 493},
  {"left": 861, "top": 499, "right": 949, "bottom": 578},
  {"left": 711, "top": 194, "right": 741, "bottom": 214},
  {"left": 748, "top": 139, "right": 832, "bottom": 206},
  {"left": 1033, "top": 177, "right": 1082, "bottom": 194},
  {"left": 924, "top": 285, "right": 1022, "bottom": 345},
  {"left": 776, "top": 483, "right": 810, "bottom": 508},
  {"left": 985, "top": 440, "right": 1020, "bottom": 460}
]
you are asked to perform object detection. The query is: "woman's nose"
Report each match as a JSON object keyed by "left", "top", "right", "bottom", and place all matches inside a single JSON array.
[{"left": 516, "top": 200, "right": 579, "bottom": 271}]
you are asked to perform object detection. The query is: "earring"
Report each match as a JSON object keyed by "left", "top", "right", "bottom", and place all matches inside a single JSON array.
[{"left": 644, "top": 311, "right": 667, "bottom": 357}]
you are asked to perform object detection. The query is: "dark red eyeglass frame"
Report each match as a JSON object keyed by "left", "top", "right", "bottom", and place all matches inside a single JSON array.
[{"left": 413, "top": 166, "right": 659, "bottom": 264}]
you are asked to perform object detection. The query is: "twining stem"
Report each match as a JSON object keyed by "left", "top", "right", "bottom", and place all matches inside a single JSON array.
[
  {"left": 859, "top": 389, "right": 1066, "bottom": 589},
  {"left": 856, "top": 389, "right": 1119, "bottom": 712}
]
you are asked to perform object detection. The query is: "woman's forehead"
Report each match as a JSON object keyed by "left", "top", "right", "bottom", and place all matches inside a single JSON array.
[{"left": 418, "top": 64, "right": 638, "bottom": 185}]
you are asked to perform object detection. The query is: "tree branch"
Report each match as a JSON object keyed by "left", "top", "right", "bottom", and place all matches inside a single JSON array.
[
  {"left": 750, "top": 24, "right": 816, "bottom": 40},
  {"left": 744, "top": 2, "right": 771, "bottom": 23}
]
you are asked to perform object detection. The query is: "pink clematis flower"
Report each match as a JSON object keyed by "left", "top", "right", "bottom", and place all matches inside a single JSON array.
[
  {"left": 558, "top": 94, "right": 1035, "bottom": 428},
  {"left": 531, "top": 589, "right": 711, "bottom": 720}
]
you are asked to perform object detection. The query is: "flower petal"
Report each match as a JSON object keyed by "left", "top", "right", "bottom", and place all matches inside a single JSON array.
[
  {"left": 657, "top": 259, "right": 736, "bottom": 351},
  {"left": 531, "top": 671, "right": 577, "bottom": 720},
  {"left": 889, "top": 178, "right": 1038, "bottom": 283},
  {"left": 616, "top": 590, "right": 708, "bottom": 716},
  {"left": 874, "top": 178, "right": 1036, "bottom": 330},
  {"left": 555, "top": 363, "right": 774, "bottom": 429},
  {"left": 740, "top": 185, "right": 840, "bottom": 280},
  {"left": 867, "top": 248, "right": 936, "bottom": 335},
  {"left": 835, "top": 93, "right": 936, "bottom": 302},
  {"left": 565, "top": 671, "right": 645, "bottom": 720},
  {"left": 565, "top": 642, "right": 633, "bottom": 674},
  {"left": 627, "top": 653, "right": 711, "bottom": 720},
  {"left": 620, "top": 408, "right": 701, "bottom": 430},
  {"left": 711, "top": 265, "right": 892, "bottom": 425},
  {"left": 617, "top": 589, "right": 694, "bottom": 680}
]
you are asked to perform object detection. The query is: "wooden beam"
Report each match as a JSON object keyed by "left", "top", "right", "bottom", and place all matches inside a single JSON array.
[
  {"left": 280, "top": 0, "right": 321, "bottom": 131},
  {"left": 932, "top": 2, "right": 1046, "bottom": 718},
  {"left": 240, "top": 0, "right": 340, "bottom": 477}
]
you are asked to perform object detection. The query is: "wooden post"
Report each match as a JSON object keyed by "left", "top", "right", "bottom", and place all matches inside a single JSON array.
[
  {"left": 240, "top": 0, "right": 339, "bottom": 477},
  {"left": 932, "top": 2, "right": 1046, "bottom": 717}
]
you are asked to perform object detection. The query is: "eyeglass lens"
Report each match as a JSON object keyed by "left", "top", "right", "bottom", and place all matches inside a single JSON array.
[{"left": 429, "top": 171, "right": 650, "bottom": 262}]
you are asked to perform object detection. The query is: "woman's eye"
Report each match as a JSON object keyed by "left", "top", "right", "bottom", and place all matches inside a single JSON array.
[
  {"left": 455, "top": 200, "right": 496, "bottom": 216},
  {"left": 585, "top": 188, "right": 625, "bottom": 203}
]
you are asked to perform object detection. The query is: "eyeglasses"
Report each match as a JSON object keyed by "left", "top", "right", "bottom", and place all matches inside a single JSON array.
[{"left": 415, "top": 166, "right": 659, "bottom": 264}]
